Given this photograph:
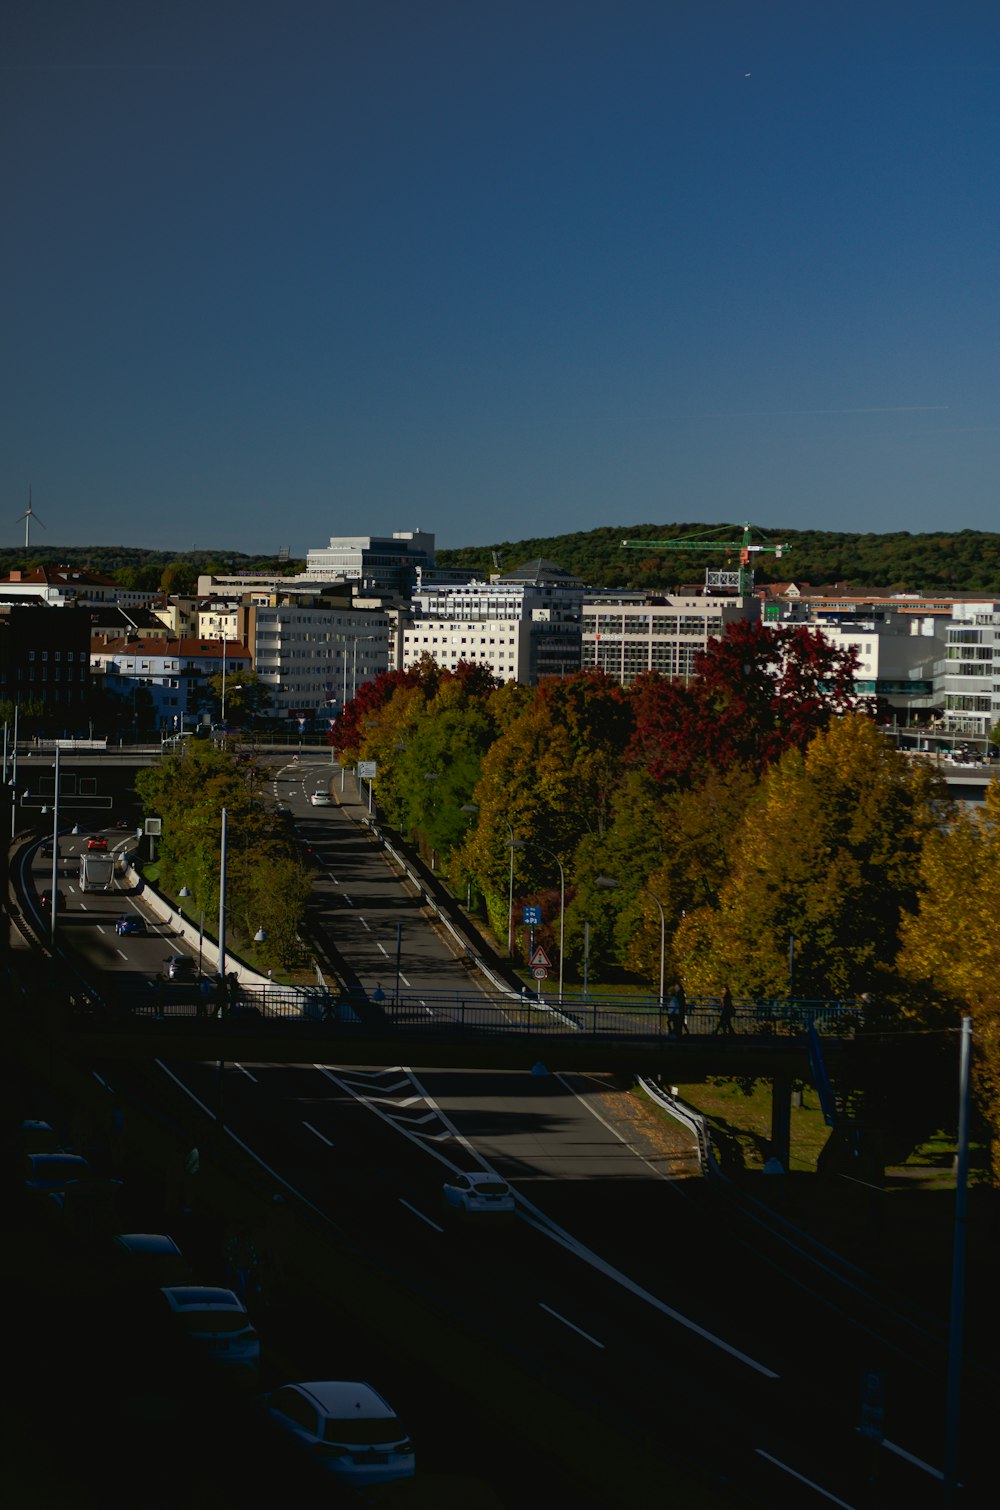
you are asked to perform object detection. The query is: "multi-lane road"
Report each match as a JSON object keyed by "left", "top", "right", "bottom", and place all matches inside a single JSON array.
[{"left": 18, "top": 757, "right": 993, "bottom": 1507}]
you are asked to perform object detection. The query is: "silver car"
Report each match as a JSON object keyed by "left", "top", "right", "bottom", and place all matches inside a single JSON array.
[{"left": 263, "top": 1381, "right": 415, "bottom": 1485}]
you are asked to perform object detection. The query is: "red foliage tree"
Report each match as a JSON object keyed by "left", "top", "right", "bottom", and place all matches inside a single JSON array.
[{"left": 627, "top": 620, "right": 861, "bottom": 786}]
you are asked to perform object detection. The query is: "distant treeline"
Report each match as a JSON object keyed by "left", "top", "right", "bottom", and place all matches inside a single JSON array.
[
  {"left": 5, "top": 523, "right": 1000, "bottom": 594},
  {"left": 437, "top": 523, "right": 1000, "bottom": 594}
]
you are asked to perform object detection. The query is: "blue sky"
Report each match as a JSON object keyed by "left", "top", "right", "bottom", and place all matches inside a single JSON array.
[{"left": 3, "top": 1, "right": 998, "bottom": 555}]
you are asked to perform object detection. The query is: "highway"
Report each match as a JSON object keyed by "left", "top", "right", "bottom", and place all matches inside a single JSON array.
[{"left": 15, "top": 765, "right": 994, "bottom": 1506}]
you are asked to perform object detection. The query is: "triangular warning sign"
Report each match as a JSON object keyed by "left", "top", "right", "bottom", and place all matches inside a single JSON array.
[{"left": 529, "top": 945, "right": 551, "bottom": 968}]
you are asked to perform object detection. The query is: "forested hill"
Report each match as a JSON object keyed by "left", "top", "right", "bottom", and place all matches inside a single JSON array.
[
  {"left": 3, "top": 524, "right": 1000, "bottom": 594},
  {"left": 437, "top": 524, "right": 1000, "bottom": 594}
]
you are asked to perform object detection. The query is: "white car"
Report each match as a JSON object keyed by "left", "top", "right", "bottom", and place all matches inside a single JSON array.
[
  {"left": 310, "top": 791, "right": 332, "bottom": 806},
  {"left": 442, "top": 1170, "right": 516, "bottom": 1216},
  {"left": 159, "top": 1286, "right": 260, "bottom": 1373},
  {"left": 263, "top": 1381, "right": 415, "bottom": 1485}
]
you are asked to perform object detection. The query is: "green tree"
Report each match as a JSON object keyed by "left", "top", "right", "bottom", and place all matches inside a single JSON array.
[{"left": 135, "top": 743, "right": 309, "bottom": 970}]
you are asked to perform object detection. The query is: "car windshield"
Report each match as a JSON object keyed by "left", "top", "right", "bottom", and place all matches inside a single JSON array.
[
  {"left": 475, "top": 1181, "right": 509, "bottom": 1196},
  {"left": 323, "top": 1418, "right": 404, "bottom": 1446}
]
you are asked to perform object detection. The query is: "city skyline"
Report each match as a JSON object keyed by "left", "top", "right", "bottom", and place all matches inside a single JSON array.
[{"left": 3, "top": 2, "right": 998, "bottom": 554}]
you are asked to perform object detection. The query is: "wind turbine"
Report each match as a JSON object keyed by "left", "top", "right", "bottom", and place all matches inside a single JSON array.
[{"left": 15, "top": 488, "right": 45, "bottom": 548}]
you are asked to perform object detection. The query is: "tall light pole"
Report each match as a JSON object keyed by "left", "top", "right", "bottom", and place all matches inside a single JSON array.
[
  {"left": 49, "top": 745, "right": 61, "bottom": 945},
  {"left": 596, "top": 875, "right": 666, "bottom": 1008},
  {"left": 532, "top": 843, "right": 565, "bottom": 1004},
  {"left": 9, "top": 704, "right": 19, "bottom": 837},
  {"left": 505, "top": 820, "right": 522, "bottom": 959},
  {"left": 218, "top": 806, "right": 228, "bottom": 979}
]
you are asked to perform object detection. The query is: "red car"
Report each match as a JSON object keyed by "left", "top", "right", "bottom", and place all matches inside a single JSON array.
[{"left": 86, "top": 835, "right": 108, "bottom": 852}]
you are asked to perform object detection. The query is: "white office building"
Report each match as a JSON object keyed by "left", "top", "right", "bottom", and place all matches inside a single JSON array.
[
  {"left": 392, "top": 564, "right": 583, "bottom": 684},
  {"left": 582, "top": 592, "right": 757, "bottom": 684},
  {"left": 940, "top": 601, "right": 1000, "bottom": 738}
]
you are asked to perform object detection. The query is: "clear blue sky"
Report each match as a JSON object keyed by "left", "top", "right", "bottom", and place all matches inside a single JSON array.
[{"left": 3, "top": 1, "right": 998, "bottom": 555}]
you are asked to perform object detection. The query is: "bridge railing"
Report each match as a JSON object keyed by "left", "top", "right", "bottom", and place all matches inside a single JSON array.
[{"left": 107, "top": 984, "right": 861, "bottom": 1036}]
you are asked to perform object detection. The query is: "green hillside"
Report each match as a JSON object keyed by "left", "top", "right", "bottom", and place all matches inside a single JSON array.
[
  {"left": 437, "top": 523, "right": 1000, "bottom": 594},
  {"left": 4, "top": 523, "right": 1000, "bottom": 594}
]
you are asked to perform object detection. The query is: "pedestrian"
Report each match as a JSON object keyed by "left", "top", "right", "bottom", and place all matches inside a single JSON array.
[
  {"left": 675, "top": 980, "right": 687, "bottom": 1035},
  {"left": 197, "top": 974, "right": 212, "bottom": 1020},
  {"left": 716, "top": 986, "right": 736, "bottom": 1036},
  {"left": 213, "top": 973, "right": 228, "bottom": 1019},
  {"left": 666, "top": 985, "right": 682, "bottom": 1040},
  {"left": 372, "top": 983, "right": 386, "bottom": 1005}
]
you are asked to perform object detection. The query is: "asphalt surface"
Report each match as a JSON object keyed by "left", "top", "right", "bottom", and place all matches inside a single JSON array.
[{"left": 7, "top": 772, "right": 997, "bottom": 1508}]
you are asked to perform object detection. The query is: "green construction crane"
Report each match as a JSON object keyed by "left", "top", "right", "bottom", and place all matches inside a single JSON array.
[{"left": 621, "top": 521, "right": 789, "bottom": 595}]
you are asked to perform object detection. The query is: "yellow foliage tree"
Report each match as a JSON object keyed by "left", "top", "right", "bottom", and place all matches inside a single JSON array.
[{"left": 897, "top": 778, "right": 1000, "bottom": 1182}]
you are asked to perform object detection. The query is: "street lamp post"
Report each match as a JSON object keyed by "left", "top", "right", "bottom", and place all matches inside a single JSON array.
[
  {"left": 218, "top": 807, "right": 228, "bottom": 980},
  {"left": 505, "top": 820, "right": 522, "bottom": 959},
  {"left": 9, "top": 704, "right": 19, "bottom": 837},
  {"left": 49, "top": 745, "right": 61, "bottom": 945}
]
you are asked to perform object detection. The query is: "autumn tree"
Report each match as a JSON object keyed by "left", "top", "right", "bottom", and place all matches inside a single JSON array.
[
  {"left": 673, "top": 715, "right": 941, "bottom": 1001},
  {"left": 897, "top": 779, "right": 1000, "bottom": 1182},
  {"left": 627, "top": 620, "right": 861, "bottom": 787},
  {"left": 459, "top": 672, "right": 632, "bottom": 953}
]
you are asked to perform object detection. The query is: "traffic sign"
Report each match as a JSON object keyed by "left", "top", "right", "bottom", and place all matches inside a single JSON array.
[
  {"left": 529, "top": 945, "right": 551, "bottom": 968},
  {"left": 531, "top": 966, "right": 547, "bottom": 980},
  {"left": 523, "top": 905, "right": 542, "bottom": 925}
]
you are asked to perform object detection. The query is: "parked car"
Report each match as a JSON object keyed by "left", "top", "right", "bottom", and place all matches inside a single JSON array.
[
  {"left": 17, "top": 1119, "right": 60, "bottom": 1155},
  {"left": 115, "top": 914, "right": 147, "bottom": 936},
  {"left": 112, "top": 1233, "right": 191, "bottom": 1288},
  {"left": 442, "top": 1170, "right": 516, "bottom": 1216},
  {"left": 163, "top": 954, "right": 195, "bottom": 981},
  {"left": 310, "top": 791, "right": 332, "bottom": 806},
  {"left": 24, "top": 1152, "right": 91, "bottom": 1193},
  {"left": 87, "top": 834, "right": 108, "bottom": 851},
  {"left": 159, "top": 1286, "right": 260, "bottom": 1373},
  {"left": 262, "top": 1381, "right": 415, "bottom": 1485}
]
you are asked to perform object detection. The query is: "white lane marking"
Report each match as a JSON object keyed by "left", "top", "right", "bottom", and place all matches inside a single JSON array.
[
  {"left": 234, "top": 1063, "right": 257, "bottom": 1082},
  {"left": 303, "top": 1121, "right": 334, "bottom": 1147},
  {"left": 155, "top": 1061, "right": 333, "bottom": 1223},
  {"left": 359, "top": 916, "right": 370, "bottom": 930},
  {"left": 116, "top": 949, "right": 128, "bottom": 961},
  {"left": 399, "top": 1198, "right": 444, "bottom": 1232},
  {"left": 874, "top": 1435, "right": 947, "bottom": 1480},
  {"left": 92, "top": 1072, "right": 113, "bottom": 1091},
  {"left": 399, "top": 974, "right": 412, "bottom": 987},
  {"left": 404, "top": 1068, "right": 780, "bottom": 1380},
  {"left": 754, "top": 1450, "right": 855, "bottom": 1506},
  {"left": 376, "top": 941, "right": 388, "bottom": 956},
  {"left": 557, "top": 1071, "right": 682, "bottom": 1181},
  {"left": 538, "top": 1302, "right": 605, "bottom": 1349},
  {"left": 342, "top": 894, "right": 354, "bottom": 907}
]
